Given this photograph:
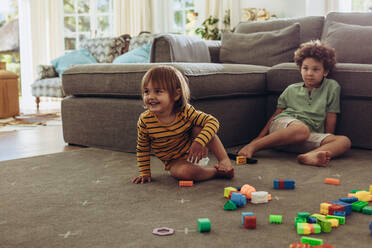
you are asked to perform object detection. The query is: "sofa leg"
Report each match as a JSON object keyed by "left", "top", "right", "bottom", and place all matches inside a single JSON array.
[{"left": 36, "top": 97, "right": 40, "bottom": 109}]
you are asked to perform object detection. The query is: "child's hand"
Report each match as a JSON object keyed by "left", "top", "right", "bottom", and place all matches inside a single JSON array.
[
  {"left": 187, "top": 141, "right": 204, "bottom": 164},
  {"left": 132, "top": 175, "right": 151, "bottom": 184}
]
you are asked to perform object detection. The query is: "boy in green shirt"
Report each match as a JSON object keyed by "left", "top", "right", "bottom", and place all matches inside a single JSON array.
[{"left": 239, "top": 40, "right": 351, "bottom": 166}]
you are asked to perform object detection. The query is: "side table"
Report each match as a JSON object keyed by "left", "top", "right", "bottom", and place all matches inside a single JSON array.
[{"left": 0, "top": 63, "right": 19, "bottom": 118}]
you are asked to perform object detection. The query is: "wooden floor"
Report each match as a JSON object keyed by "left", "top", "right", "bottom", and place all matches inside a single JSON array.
[{"left": 0, "top": 99, "right": 84, "bottom": 162}]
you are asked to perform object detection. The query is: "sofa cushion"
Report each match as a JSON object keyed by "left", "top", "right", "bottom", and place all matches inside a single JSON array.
[
  {"left": 80, "top": 37, "right": 117, "bottom": 63},
  {"left": 51, "top": 48, "right": 97, "bottom": 76},
  {"left": 112, "top": 43, "right": 151, "bottom": 64},
  {"left": 62, "top": 63, "right": 269, "bottom": 100},
  {"left": 267, "top": 63, "right": 372, "bottom": 99},
  {"left": 220, "top": 23, "right": 300, "bottom": 67},
  {"left": 322, "top": 21, "right": 372, "bottom": 64},
  {"left": 235, "top": 16, "right": 324, "bottom": 44}
]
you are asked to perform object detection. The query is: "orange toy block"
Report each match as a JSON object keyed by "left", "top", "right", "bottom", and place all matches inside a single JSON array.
[
  {"left": 324, "top": 178, "right": 340, "bottom": 185},
  {"left": 179, "top": 180, "right": 193, "bottom": 187},
  {"left": 236, "top": 156, "right": 247, "bottom": 165}
]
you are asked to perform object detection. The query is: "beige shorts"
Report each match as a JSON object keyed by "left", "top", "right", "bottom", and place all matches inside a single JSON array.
[{"left": 269, "top": 117, "right": 331, "bottom": 153}]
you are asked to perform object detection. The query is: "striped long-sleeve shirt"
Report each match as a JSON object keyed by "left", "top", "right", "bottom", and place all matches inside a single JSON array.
[{"left": 136, "top": 104, "right": 220, "bottom": 176}]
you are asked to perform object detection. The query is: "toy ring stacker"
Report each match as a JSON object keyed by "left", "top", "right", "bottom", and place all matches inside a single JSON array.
[{"left": 152, "top": 227, "right": 174, "bottom": 236}]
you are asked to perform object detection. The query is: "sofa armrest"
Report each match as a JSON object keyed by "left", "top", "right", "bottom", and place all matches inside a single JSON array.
[{"left": 150, "top": 34, "right": 213, "bottom": 63}]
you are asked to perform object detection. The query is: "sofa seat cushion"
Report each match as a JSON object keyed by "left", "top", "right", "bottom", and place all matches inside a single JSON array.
[
  {"left": 62, "top": 63, "right": 269, "bottom": 100},
  {"left": 31, "top": 77, "right": 65, "bottom": 98},
  {"left": 267, "top": 63, "right": 372, "bottom": 99}
]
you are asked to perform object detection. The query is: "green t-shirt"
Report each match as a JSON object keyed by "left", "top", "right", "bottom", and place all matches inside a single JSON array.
[{"left": 274, "top": 78, "right": 340, "bottom": 133}]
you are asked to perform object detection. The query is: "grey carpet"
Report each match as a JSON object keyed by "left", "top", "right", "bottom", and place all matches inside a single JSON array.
[{"left": 1, "top": 148, "right": 372, "bottom": 248}]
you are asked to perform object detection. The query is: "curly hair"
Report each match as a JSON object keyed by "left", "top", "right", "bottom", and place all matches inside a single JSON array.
[
  {"left": 294, "top": 40, "right": 337, "bottom": 73},
  {"left": 141, "top": 65, "right": 190, "bottom": 113}
]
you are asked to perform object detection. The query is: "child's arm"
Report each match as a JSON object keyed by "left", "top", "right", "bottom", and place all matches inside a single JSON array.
[
  {"left": 132, "top": 117, "right": 152, "bottom": 184},
  {"left": 325, "top": 113, "right": 337, "bottom": 134},
  {"left": 254, "top": 108, "right": 283, "bottom": 140}
]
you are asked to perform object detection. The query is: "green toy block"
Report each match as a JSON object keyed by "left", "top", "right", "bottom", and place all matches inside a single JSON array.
[
  {"left": 297, "top": 212, "right": 310, "bottom": 219},
  {"left": 362, "top": 206, "right": 372, "bottom": 215},
  {"left": 197, "top": 218, "right": 211, "bottom": 232},
  {"left": 301, "top": 236, "right": 323, "bottom": 246},
  {"left": 352, "top": 201, "right": 368, "bottom": 212},
  {"left": 269, "top": 215, "right": 282, "bottom": 224},
  {"left": 224, "top": 200, "right": 237, "bottom": 211},
  {"left": 316, "top": 217, "right": 332, "bottom": 233},
  {"left": 326, "top": 215, "right": 345, "bottom": 224},
  {"left": 295, "top": 217, "right": 307, "bottom": 228}
]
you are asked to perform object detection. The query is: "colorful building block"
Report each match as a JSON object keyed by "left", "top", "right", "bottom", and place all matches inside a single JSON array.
[
  {"left": 312, "top": 244, "right": 336, "bottom": 248},
  {"left": 236, "top": 156, "right": 247, "bottom": 165},
  {"left": 224, "top": 200, "right": 237, "bottom": 211},
  {"left": 224, "top": 187, "right": 237, "bottom": 198},
  {"left": 351, "top": 201, "right": 368, "bottom": 212},
  {"left": 197, "top": 218, "right": 211, "bottom": 232},
  {"left": 273, "top": 179, "right": 295, "bottom": 189},
  {"left": 307, "top": 217, "right": 317, "bottom": 224},
  {"left": 241, "top": 212, "right": 254, "bottom": 225},
  {"left": 290, "top": 243, "right": 310, "bottom": 248},
  {"left": 370, "top": 185, "right": 372, "bottom": 194},
  {"left": 228, "top": 190, "right": 239, "bottom": 199},
  {"left": 244, "top": 215, "right": 256, "bottom": 229},
  {"left": 269, "top": 215, "right": 282, "bottom": 224},
  {"left": 326, "top": 215, "right": 345, "bottom": 224},
  {"left": 315, "top": 216, "right": 332, "bottom": 233},
  {"left": 240, "top": 184, "right": 256, "bottom": 199},
  {"left": 320, "top": 203, "right": 332, "bottom": 215},
  {"left": 297, "top": 223, "right": 321, "bottom": 235},
  {"left": 324, "top": 178, "right": 340, "bottom": 185},
  {"left": 339, "top": 197, "right": 358, "bottom": 203},
  {"left": 327, "top": 218, "right": 339, "bottom": 227},
  {"left": 179, "top": 180, "right": 193, "bottom": 187},
  {"left": 370, "top": 220, "right": 372, "bottom": 235},
  {"left": 295, "top": 217, "right": 307, "bottom": 228},
  {"left": 329, "top": 200, "right": 352, "bottom": 215},
  {"left": 355, "top": 190, "right": 371, "bottom": 202},
  {"left": 362, "top": 206, "right": 372, "bottom": 215},
  {"left": 297, "top": 212, "right": 310, "bottom": 219},
  {"left": 334, "top": 211, "right": 346, "bottom": 217},
  {"left": 251, "top": 191, "right": 269, "bottom": 204},
  {"left": 301, "top": 237, "right": 323, "bottom": 246},
  {"left": 230, "top": 192, "right": 247, "bottom": 207}
]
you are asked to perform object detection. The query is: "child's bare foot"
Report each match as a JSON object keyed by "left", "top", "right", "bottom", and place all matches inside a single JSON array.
[
  {"left": 214, "top": 159, "right": 234, "bottom": 179},
  {"left": 238, "top": 143, "right": 255, "bottom": 158},
  {"left": 297, "top": 151, "right": 331, "bottom": 167}
]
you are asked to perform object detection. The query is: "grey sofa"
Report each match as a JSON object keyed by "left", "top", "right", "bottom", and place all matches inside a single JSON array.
[{"left": 61, "top": 12, "right": 372, "bottom": 152}]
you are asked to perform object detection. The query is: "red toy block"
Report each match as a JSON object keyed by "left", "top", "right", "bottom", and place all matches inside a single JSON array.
[
  {"left": 312, "top": 244, "right": 336, "bottom": 248},
  {"left": 244, "top": 216, "right": 256, "bottom": 229},
  {"left": 228, "top": 190, "right": 239, "bottom": 199},
  {"left": 179, "top": 180, "right": 193, "bottom": 187}
]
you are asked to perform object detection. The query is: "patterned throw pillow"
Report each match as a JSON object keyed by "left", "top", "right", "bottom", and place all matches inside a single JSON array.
[
  {"left": 37, "top": 65, "right": 58, "bottom": 79},
  {"left": 109, "top": 34, "right": 131, "bottom": 61},
  {"left": 80, "top": 37, "right": 116, "bottom": 63},
  {"left": 129, "top": 32, "right": 156, "bottom": 51}
]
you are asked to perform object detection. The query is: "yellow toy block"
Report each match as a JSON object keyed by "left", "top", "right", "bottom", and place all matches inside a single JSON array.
[
  {"left": 320, "top": 203, "right": 331, "bottom": 215},
  {"left": 356, "top": 190, "right": 370, "bottom": 202},
  {"left": 311, "top": 213, "right": 326, "bottom": 219},
  {"left": 224, "top": 187, "right": 237, "bottom": 198},
  {"left": 236, "top": 156, "right": 247, "bottom": 165},
  {"left": 369, "top": 185, "right": 372, "bottom": 194},
  {"left": 328, "top": 218, "right": 339, "bottom": 227},
  {"left": 303, "top": 223, "right": 311, "bottom": 234}
]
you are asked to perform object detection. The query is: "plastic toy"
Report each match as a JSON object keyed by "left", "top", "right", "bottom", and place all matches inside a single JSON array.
[
  {"left": 329, "top": 200, "right": 352, "bottom": 215},
  {"left": 362, "top": 206, "right": 372, "bottom": 214},
  {"left": 244, "top": 215, "right": 256, "bottom": 229},
  {"left": 316, "top": 216, "right": 332, "bottom": 233},
  {"left": 197, "top": 218, "right": 211, "bottom": 232},
  {"left": 297, "top": 212, "right": 310, "bottom": 219},
  {"left": 355, "top": 190, "right": 371, "bottom": 201},
  {"left": 224, "top": 200, "right": 237, "bottom": 210},
  {"left": 300, "top": 237, "right": 323, "bottom": 246},
  {"left": 326, "top": 215, "right": 345, "bottom": 224},
  {"left": 224, "top": 186, "right": 237, "bottom": 198},
  {"left": 339, "top": 197, "right": 358, "bottom": 203},
  {"left": 351, "top": 200, "right": 368, "bottom": 212},
  {"left": 152, "top": 227, "right": 175, "bottom": 236},
  {"left": 179, "top": 180, "right": 193, "bottom": 187},
  {"left": 241, "top": 212, "right": 254, "bottom": 225},
  {"left": 297, "top": 223, "right": 321, "bottom": 234},
  {"left": 240, "top": 184, "right": 256, "bottom": 199},
  {"left": 230, "top": 192, "right": 247, "bottom": 207},
  {"left": 369, "top": 220, "right": 372, "bottom": 235},
  {"left": 251, "top": 191, "right": 269, "bottom": 204},
  {"left": 236, "top": 156, "right": 247, "bottom": 165},
  {"left": 290, "top": 243, "right": 310, "bottom": 248},
  {"left": 227, "top": 152, "right": 258, "bottom": 164},
  {"left": 269, "top": 215, "right": 282, "bottom": 224},
  {"left": 324, "top": 178, "right": 340, "bottom": 185},
  {"left": 273, "top": 179, "right": 295, "bottom": 189}
]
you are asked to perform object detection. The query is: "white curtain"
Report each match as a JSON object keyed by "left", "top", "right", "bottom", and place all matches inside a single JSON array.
[
  {"left": 113, "top": 0, "right": 152, "bottom": 36},
  {"left": 203, "top": 0, "right": 240, "bottom": 30}
]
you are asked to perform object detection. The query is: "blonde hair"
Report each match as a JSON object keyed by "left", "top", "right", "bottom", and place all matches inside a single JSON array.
[{"left": 141, "top": 65, "right": 190, "bottom": 113}]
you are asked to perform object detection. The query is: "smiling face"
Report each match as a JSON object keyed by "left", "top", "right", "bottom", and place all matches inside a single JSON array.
[
  {"left": 143, "top": 81, "right": 178, "bottom": 117},
  {"left": 301, "top": 57, "right": 329, "bottom": 90}
]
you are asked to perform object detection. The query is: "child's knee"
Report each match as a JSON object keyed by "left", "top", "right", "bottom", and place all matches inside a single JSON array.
[
  {"left": 170, "top": 163, "right": 194, "bottom": 180},
  {"left": 338, "top": 135, "right": 352, "bottom": 149},
  {"left": 292, "top": 123, "right": 310, "bottom": 141}
]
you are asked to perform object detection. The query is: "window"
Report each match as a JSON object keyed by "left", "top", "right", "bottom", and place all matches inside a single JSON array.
[
  {"left": 172, "top": 0, "right": 197, "bottom": 35},
  {"left": 351, "top": 0, "right": 372, "bottom": 11},
  {"left": 62, "top": 0, "right": 113, "bottom": 52}
]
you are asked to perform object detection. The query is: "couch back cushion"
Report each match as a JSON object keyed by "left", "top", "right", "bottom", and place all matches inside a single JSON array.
[
  {"left": 220, "top": 23, "right": 300, "bottom": 66},
  {"left": 80, "top": 37, "right": 129, "bottom": 63},
  {"left": 235, "top": 16, "right": 324, "bottom": 44}
]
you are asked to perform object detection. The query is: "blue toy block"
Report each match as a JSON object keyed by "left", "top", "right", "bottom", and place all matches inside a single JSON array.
[
  {"left": 334, "top": 211, "right": 346, "bottom": 217},
  {"left": 284, "top": 179, "right": 295, "bottom": 189},
  {"left": 308, "top": 217, "right": 317, "bottom": 223},
  {"left": 235, "top": 186, "right": 241, "bottom": 191},
  {"left": 241, "top": 212, "right": 254, "bottom": 225},
  {"left": 329, "top": 200, "right": 352, "bottom": 215},
  {"left": 339, "top": 197, "right": 358, "bottom": 203},
  {"left": 273, "top": 179, "right": 279, "bottom": 189},
  {"left": 231, "top": 192, "right": 247, "bottom": 207},
  {"left": 369, "top": 220, "right": 372, "bottom": 235}
]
